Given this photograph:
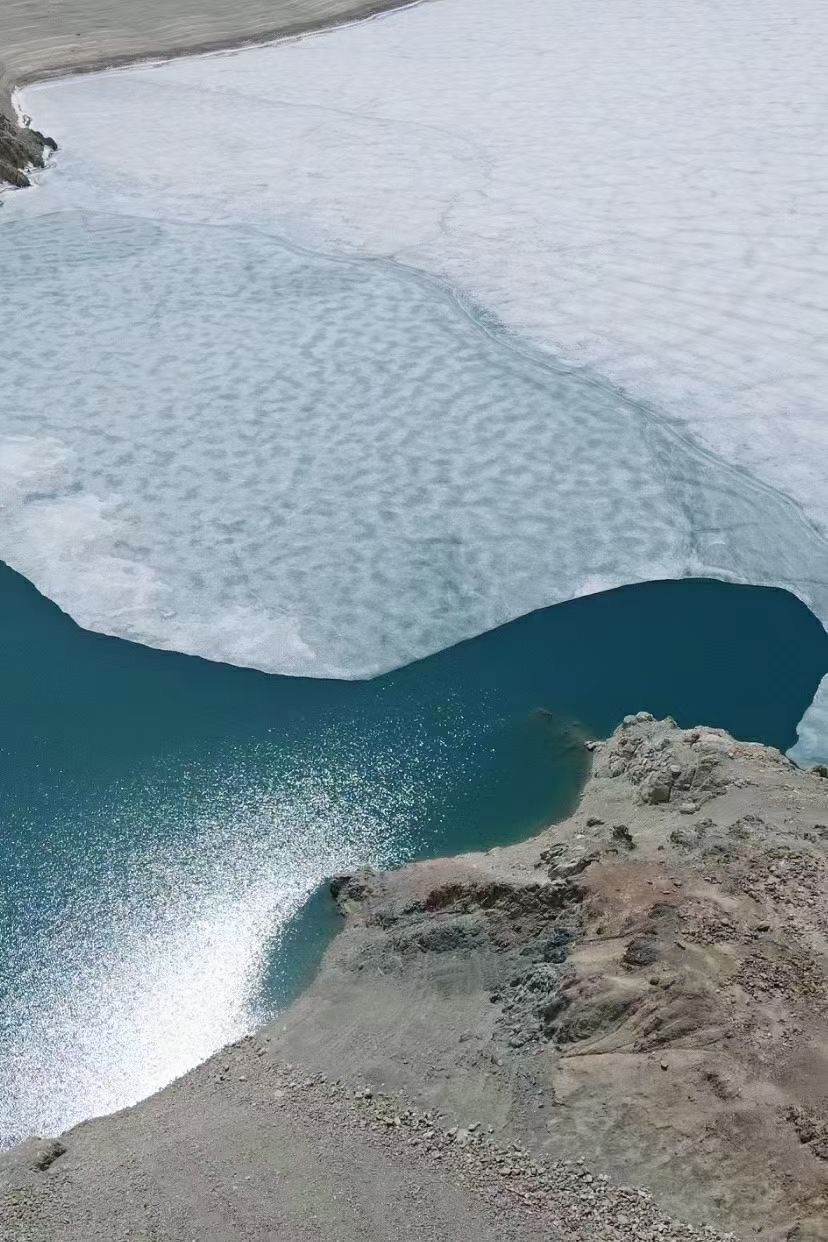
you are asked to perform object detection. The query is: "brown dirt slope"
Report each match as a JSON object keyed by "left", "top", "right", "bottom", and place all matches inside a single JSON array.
[{"left": 2, "top": 716, "right": 827, "bottom": 1241}]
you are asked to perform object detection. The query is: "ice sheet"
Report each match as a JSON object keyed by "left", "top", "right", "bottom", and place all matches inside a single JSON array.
[
  {"left": 3, "top": 0, "right": 827, "bottom": 750},
  {"left": 1, "top": 207, "right": 825, "bottom": 683}
]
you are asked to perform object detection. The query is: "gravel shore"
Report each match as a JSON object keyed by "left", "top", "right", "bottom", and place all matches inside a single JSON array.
[{"left": 0, "top": 1050, "right": 737, "bottom": 1242}]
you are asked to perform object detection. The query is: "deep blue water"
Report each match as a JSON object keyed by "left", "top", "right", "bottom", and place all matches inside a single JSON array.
[{"left": 1, "top": 564, "right": 826, "bottom": 1142}]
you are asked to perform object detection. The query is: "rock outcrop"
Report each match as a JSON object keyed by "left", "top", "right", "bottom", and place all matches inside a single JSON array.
[{"left": 0, "top": 103, "right": 55, "bottom": 190}]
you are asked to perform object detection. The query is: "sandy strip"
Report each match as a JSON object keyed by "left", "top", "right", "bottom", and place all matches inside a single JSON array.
[{"left": 0, "top": 0, "right": 420, "bottom": 118}]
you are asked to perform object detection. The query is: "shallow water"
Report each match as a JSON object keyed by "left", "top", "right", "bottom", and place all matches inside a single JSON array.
[{"left": 1, "top": 566, "right": 825, "bottom": 1144}]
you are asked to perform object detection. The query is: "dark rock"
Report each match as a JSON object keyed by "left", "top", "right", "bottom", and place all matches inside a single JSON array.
[
  {"left": 728, "top": 814, "right": 765, "bottom": 839},
  {"left": 520, "top": 927, "right": 572, "bottom": 964},
  {"left": 611, "top": 824, "right": 635, "bottom": 849},
  {"left": 556, "top": 992, "right": 634, "bottom": 1044},
  {"left": 0, "top": 113, "right": 56, "bottom": 189},
  {"left": 16, "top": 1137, "right": 67, "bottom": 1171},
  {"left": 538, "top": 845, "right": 565, "bottom": 865},
  {"left": 623, "top": 936, "right": 660, "bottom": 968},
  {"left": 786, "top": 1106, "right": 828, "bottom": 1159},
  {"left": 331, "top": 868, "right": 376, "bottom": 907},
  {"left": 639, "top": 777, "right": 671, "bottom": 805},
  {"left": 557, "top": 852, "right": 599, "bottom": 878},
  {"left": 391, "top": 916, "right": 481, "bottom": 955}
]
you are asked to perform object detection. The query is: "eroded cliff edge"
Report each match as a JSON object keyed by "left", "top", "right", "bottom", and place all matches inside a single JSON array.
[{"left": 2, "top": 716, "right": 827, "bottom": 1241}]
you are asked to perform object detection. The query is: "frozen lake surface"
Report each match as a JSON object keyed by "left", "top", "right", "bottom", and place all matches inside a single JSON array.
[{"left": 3, "top": 0, "right": 828, "bottom": 756}]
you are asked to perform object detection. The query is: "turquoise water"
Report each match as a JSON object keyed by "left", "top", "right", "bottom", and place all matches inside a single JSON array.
[{"left": 1, "top": 564, "right": 826, "bottom": 1143}]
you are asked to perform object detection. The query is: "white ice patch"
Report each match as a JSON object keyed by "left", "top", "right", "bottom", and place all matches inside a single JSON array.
[
  {"left": 3, "top": 0, "right": 828, "bottom": 752},
  {"left": 789, "top": 675, "right": 828, "bottom": 770}
]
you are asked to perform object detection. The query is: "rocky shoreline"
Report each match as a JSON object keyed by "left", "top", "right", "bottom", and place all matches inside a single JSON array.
[
  {"left": 2, "top": 714, "right": 826, "bottom": 1241},
  {"left": 0, "top": 105, "right": 54, "bottom": 190}
]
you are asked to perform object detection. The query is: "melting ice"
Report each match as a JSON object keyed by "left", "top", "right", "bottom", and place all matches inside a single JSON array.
[{"left": 2, "top": 0, "right": 828, "bottom": 757}]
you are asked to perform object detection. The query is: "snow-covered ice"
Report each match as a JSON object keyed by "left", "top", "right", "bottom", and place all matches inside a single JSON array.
[{"left": 2, "top": 0, "right": 828, "bottom": 755}]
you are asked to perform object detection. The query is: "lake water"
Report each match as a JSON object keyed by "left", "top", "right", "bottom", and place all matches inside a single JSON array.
[{"left": 1, "top": 564, "right": 825, "bottom": 1145}]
